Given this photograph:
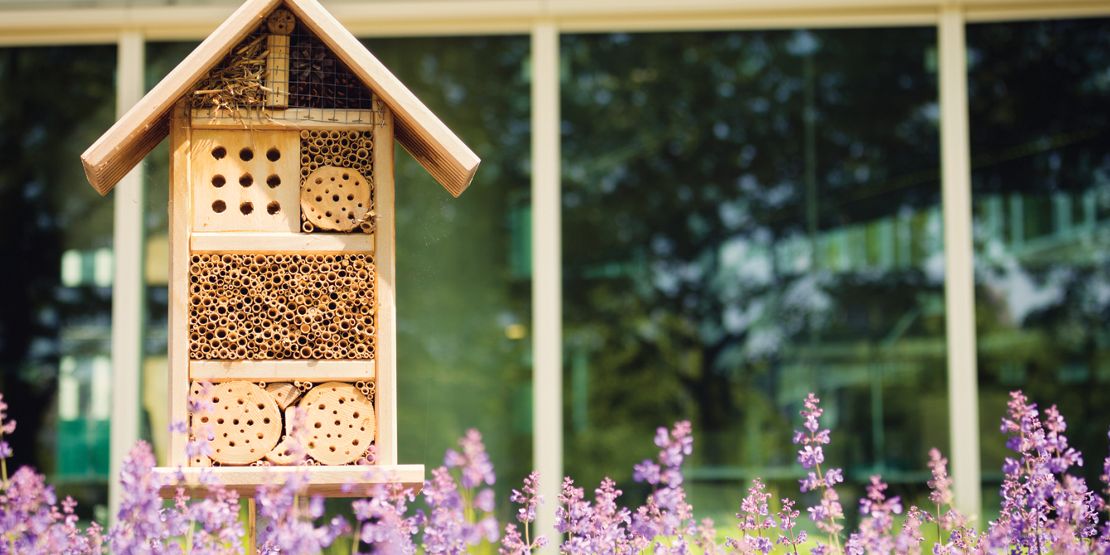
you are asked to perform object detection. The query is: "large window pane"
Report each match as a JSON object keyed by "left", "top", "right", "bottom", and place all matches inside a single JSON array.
[
  {"left": 969, "top": 18, "right": 1110, "bottom": 510},
  {"left": 0, "top": 45, "right": 116, "bottom": 514},
  {"left": 365, "top": 36, "right": 533, "bottom": 500},
  {"left": 562, "top": 29, "right": 944, "bottom": 518}
]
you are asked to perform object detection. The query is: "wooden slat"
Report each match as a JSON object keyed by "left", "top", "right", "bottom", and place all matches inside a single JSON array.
[
  {"left": 191, "top": 232, "right": 375, "bottom": 253},
  {"left": 81, "top": 0, "right": 282, "bottom": 195},
  {"left": 152, "top": 464, "right": 425, "bottom": 497},
  {"left": 372, "top": 101, "right": 398, "bottom": 466},
  {"left": 191, "top": 107, "right": 380, "bottom": 130},
  {"left": 286, "top": 0, "right": 480, "bottom": 197},
  {"left": 167, "top": 101, "right": 192, "bottom": 467},
  {"left": 190, "top": 360, "right": 375, "bottom": 382}
]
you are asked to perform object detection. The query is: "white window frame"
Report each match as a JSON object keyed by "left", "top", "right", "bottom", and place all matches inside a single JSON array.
[{"left": 2, "top": 0, "right": 1108, "bottom": 536}]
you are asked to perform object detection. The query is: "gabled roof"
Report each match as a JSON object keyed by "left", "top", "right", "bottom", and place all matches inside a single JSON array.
[{"left": 81, "top": 0, "right": 479, "bottom": 198}]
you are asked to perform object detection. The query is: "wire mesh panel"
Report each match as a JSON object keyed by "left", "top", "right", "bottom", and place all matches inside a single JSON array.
[{"left": 191, "top": 7, "right": 381, "bottom": 125}]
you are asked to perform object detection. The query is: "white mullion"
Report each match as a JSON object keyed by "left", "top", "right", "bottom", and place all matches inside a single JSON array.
[
  {"left": 531, "top": 21, "right": 562, "bottom": 554},
  {"left": 939, "top": 7, "right": 983, "bottom": 519},
  {"left": 108, "top": 29, "right": 146, "bottom": 526}
]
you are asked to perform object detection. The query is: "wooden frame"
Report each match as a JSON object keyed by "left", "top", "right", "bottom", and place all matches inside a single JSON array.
[
  {"left": 372, "top": 100, "right": 398, "bottom": 466},
  {"left": 191, "top": 231, "right": 375, "bottom": 252},
  {"left": 168, "top": 100, "right": 192, "bottom": 467},
  {"left": 153, "top": 464, "right": 424, "bottom": 496},
  {"left": 192, "top": 108, "right": 380, "bottom": 130},
  {"left": 190, "top": 359, "right": 375, "bottom": 382}
]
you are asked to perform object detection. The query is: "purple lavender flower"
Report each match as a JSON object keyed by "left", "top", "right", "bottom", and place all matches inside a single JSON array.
[
  {"left": 631, "top": 421, "right": 697, "bottom": 552},
  {"left": 502, "top": 472, "right": 546, "bottom": 554},
  {"left": 849, "top": 475, "right": 901, "bottom": 554},
  {"left": 794, "top": 393, "right": 844, "bottom": 551},
  {"left": 511, "top": 471, "right": 542, "bottom": 525},
  {"left": 556, "top": 476, "right": 633, "bottom": 554},
  {"left": 109, "top": 441, "right": 173, "bottom": 553},
  {"left": 445, "top": 429, "right": 496, "bottom": 489},
  {"left": 352, "top": 483, "right": 418, "bottom": 555}
]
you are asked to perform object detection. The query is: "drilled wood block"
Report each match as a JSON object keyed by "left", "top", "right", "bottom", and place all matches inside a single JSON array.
[
  {"left": 191, "top": 129, "right": 300, "bottom": 232},
  {"left": 192, "top": 381, "right": 282, "bottom": 465},
  {"left": 265, "top": 382, "right": 303, "bottom": 409},
  {"left": 299, "top": 382, "right": 375, "bottom": 465},
  {"left": 299, "top": 130, "right": 374, "bottom": 233},
  {"left": 301, "top": 166, "right": 372, "bottom": 231}
]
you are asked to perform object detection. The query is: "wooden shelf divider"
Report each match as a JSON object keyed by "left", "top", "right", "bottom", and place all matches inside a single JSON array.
[
  {"left": 190, "top": 232, "right": 374, "bottom": 253},
  {"left": 190, "top": 359, "right": 375, "bottom": 382},
  {"left": 153, "top": 464, "right": 424, "bottom": 497}
]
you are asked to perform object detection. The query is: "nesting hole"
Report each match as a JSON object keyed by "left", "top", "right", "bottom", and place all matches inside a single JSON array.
[
  {"left": 239, "top": 173, "right": 254, "bottom": 187},
  {"left": 266, "top": 147, "right": 281, "bottom": 162},
  {"left": 240, "top": 202, "right": 254, "bottom": 215},
  {"left": 266, "top": 175, "right": 281, "bottom": 188},
  {"left": 267, "top": 201, "right": 281, "bottom": 215},
  {"left": 239, "top": 147, "right": 254, "bottom": 161},
  {"left": 211, "top": 174, "right": 226, "bottom": 188},
  {"left": 211, "top": 146, "right": 227, "bottom": 160},
  {"left": 211, "top": 200, "right": 226, "bottom": 213}
]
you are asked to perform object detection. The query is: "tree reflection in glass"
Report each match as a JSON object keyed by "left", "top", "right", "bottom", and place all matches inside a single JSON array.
[
  {"left": 969, "top": 18, "right": 1110, "bottom": 514},
  {"left": 562, "top": 29, "right": 945, "bottom": 518}
]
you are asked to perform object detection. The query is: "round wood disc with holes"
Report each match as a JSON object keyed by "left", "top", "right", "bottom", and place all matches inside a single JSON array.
[
  {"left": 301, "top": 166, "right": 371, "bottom": 231},
  {"left": 192, "top": 381, "right": 282, "bottom": 465},
  {"left": 298, "top": 382, "right": 375, "bottom": 465}
]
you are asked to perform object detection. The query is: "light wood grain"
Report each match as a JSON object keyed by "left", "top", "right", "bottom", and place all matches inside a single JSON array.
[
  {"left": 168, "top": 101, "right": 191, "bottom": 467},
  {"left": 265, "top": 382, "right": 303, "bottom": 409},
  {"left": 152, "top": 464, "right": 425, "bottom": 497},
  {"left": 191, "top": 360, "right": 375, "bottom": 382},
  {"left": 190, "top": 231, "right": 375, "bottom": 253},
  {"left": 265, "top": 34, "right": 290, "bottom": 107},
  {"left": 373, "top": 102, "right": 398, "bottom": 466},
  {"left": 82, "top": 0, "right": 480, "bottom": 198},
  {"left": 81, "top": 0, "right": 282, "bottom": 195},
  {"left": 301, "top": 166, "right": 372, "bottom": 231},
  {"left": 191, "top": 108, "right": 380, "bottom": 130},
  {"left": 286, "top": 0, "right": 480, "bottom": 197},
  {"left": 193, "top": 381, "right": 282, "bottom": 465},
  {"left": 299, "top": 382, "right": 376, "bottom": 465},
  {"left": 191, "top": 129, "right": 300, "bottom": 232}
]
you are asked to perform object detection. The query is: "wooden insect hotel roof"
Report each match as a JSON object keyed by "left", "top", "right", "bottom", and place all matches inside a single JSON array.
[{"left": 81, "top": 0, "right": 480, "bottom": 198}]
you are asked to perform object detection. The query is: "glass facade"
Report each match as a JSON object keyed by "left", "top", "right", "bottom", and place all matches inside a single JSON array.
[
  {"left": 0, "top": 1, "right": 1105, "bottom": 528},
  {"left": 366, "top": 36, "right": 534, "bottom": 502},
  {"left": 968, "top": 18, "right": 1110, "bottom": 510},
  {"left": 561, "top": 29, "right": 946, "bottom": 518},
  {"left": 0, "top": 45, "right": 117, "bottom": 512}
]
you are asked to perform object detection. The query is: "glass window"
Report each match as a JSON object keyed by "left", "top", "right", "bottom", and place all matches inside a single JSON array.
[
  {"left": 364, "top": 36, "right": 533, "bottom": 500},
  {"left": 562, "top": 29, "right": 945, "bottom": 519},
  {"left": 0, "top": 45, "right": 117, "bottom": 513},
  {"left": 968, "top": 18, "right": 1110, "bottom": 511}
]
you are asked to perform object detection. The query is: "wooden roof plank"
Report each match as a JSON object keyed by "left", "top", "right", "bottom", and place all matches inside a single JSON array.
[
  {"left": 81, "top": 0, "right": 480, "bottom": 197},
  {"left": 284, "top": 0, "right": 480, "bottom": 197},
  {"left": 82, "top": 0, "right": 282, "bottom": 196}
]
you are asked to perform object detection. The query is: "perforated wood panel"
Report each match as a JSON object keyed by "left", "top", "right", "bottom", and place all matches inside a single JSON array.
[
  {"left": 300, "top": 130, "right": 375, "bottom": 233},
  {"left": 191, "top": 130, "right": 300, "bottom": 232},
  {"left": 188, "top": 253, "right": 376, "bottom": 360},
  {"left": 189, "top": 379, "right": 376, "bottom": 467}
]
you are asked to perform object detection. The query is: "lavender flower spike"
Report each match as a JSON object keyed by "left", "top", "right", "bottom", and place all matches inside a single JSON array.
[{"left": 794, "top": 393, "right": 844, "bottom": 552}]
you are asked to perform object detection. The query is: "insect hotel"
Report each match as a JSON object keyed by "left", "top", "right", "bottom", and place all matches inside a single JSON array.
[{"left": 81, "top": 0, "right": 478, "bottom": 493}]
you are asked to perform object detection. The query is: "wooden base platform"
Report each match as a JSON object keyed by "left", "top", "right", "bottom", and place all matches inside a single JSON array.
[{"left": 152, "top": 464, "right": 424, "bottom": 497}]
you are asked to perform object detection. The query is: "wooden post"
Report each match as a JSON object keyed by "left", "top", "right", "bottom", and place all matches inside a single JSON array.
[
  {"left": 168, "top": 100, "right": 192, "bottom": 467},
  {"left": 247, "top": 498, "right": 257, "bottom": 553},
  {"left": 372, "top": 98, "right": 397, "bottom": 466},
  {"left": 266, "top": 9, "right": 294, "bottom": 108}
]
